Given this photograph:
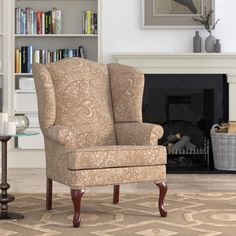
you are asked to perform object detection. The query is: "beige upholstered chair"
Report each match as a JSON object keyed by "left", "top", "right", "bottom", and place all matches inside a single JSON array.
[{"left": 31, "top": 58, "right": 167, "bottom": 228}]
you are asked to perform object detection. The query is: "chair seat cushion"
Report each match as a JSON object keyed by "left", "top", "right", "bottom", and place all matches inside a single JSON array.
[{"left": 68, "top": 145, "right": 166, "bottom": 170}]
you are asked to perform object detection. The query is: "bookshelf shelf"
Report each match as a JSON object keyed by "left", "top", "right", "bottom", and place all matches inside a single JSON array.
[
  {"left": 0, "top": 73, "right": 4, "bottom": 76},
  {"left": 15, "top": 34, "right": 98, "bottom": 38},
  {"left": 0, "top": 32, "right": 4, "bottom": 36}
]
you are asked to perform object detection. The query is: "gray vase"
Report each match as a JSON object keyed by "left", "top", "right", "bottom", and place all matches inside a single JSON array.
[
  {"left": 205, "top": 34, "right": 216, "bottom": 53},
  {"left": 193, "top": 31, "right": 201, "bottom": 53}
]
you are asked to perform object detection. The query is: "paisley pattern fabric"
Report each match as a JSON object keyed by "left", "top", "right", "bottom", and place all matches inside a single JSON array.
[
  {"left": 31, "top": 63, "right": 56, "bottom": 134},
  {"left": 47, "top": 125, "right": 77, "bottom": 152},
  {"left": 68, "top": 145, "right": 166, "bottom": 170},
  {"left": 32, "top": 58, "right": 166, "bottom": 189},
  {"left": 45, "top": 58, "right": 117, "bottom": 147},
  {"left": 69, "top": 165, "right": 166, "bottom": 188},
  {"left": 115, "top": 122, "right": 164, "bottom": 145},
  {"left": 108, "top": 63, "right": 144, "bottom": 123}
]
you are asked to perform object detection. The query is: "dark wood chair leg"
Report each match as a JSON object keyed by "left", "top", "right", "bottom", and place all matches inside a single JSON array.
[
  {"left": 46, "top": 178, "right": 52, "bottom": 210},
  {"left": 71, "top": 189, "right": 85, "bottom": 228},
  {"left": 156, "top": 181, "right": 168, "bottom": 217},
  {"left": 113, "top": 185, "right": 120, "bottom": 204}
]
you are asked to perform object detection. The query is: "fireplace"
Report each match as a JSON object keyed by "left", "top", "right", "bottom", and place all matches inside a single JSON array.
[
  {"left": 143, "top": 74, "right": 228, "bottom": 171},
  {"left": 113, "top": 53, "right": 236, "bottom": 172}
]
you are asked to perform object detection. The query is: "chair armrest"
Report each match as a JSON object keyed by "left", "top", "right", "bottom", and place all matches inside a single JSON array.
[
  {"left": 115, "top": 123, "right": 164, "bottom": 145},
  {"left": 46, "top": 125, "right": 77, "bottom": 151}
]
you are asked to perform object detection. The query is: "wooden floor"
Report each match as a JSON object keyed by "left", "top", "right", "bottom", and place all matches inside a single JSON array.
[{"left": 7, "top": 168, "right": 236, "bottom": 194}]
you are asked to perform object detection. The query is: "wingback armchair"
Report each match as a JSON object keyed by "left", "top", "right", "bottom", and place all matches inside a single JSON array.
[{"left": 31, "top": 58, "right": 167, "bottom": 228}]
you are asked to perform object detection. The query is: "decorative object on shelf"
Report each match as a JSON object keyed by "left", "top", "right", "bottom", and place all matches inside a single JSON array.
[
  {"left": 215, "top": 39, "right": 221, "bottom": 53},
  {"left": 13, "top": 114, "right": 30, "bottom": 132},
  {"left": 142, "top": 0, "right": 214, "bottom": 28},
  {"left": 193, "top": 31, "right": 201, "bottom": 53},
  {"left": 205, "top": 34, "right": 216, "bottom": 53},
  {"left": 0, "top": 113, "right": 8, "bottom": 133},
  {"left": 192, "top": 7, "right": 219, "bottom": 53}
]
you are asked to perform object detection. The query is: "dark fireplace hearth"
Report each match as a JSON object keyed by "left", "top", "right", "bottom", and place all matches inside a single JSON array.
[{"left": 143, "top": 74, "right": 228, "bottom": 172}]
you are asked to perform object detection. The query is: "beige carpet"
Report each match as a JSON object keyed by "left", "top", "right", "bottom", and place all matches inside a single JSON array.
[{"left": 1, "top": 193, "right": 236, "bottom": 235}]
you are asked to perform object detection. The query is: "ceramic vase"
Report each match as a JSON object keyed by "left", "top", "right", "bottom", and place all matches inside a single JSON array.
[
  {"left": 205, "top": 34, "right": 216, "bottom": 53},
  {"left": 215, "top": 39, "right": 221, "bottom": 53},
  {"left": 193, "top": 31, "right": 201, "bottom": 53}
]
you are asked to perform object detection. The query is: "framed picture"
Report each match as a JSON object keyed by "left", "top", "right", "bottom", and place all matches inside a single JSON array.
[{"left": 141, "top": 0, "right": 214, "bottom": 28}]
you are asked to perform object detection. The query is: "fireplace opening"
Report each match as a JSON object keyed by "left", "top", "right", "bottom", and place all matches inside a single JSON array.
[{"left": 143, "top": 74, "right": 228, "bottom": 172}]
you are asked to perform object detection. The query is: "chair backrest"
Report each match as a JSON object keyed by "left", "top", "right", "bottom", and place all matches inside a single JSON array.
[{"left": 32, "top": 58, "right": 117, "bottom": 147}]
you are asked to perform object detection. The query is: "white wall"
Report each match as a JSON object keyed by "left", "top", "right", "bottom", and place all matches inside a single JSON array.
[{"left": 101, "top": 0, "right": 236, "bottom": 63}]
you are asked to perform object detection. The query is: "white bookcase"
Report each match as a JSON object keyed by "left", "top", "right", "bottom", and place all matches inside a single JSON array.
[{"left": 8, "top": 0, "right": 101, "bottom": 150}]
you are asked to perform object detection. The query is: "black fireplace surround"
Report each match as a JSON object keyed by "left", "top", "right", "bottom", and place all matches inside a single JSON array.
[{"left": 142, "top": 74, "right": 228, "bottom": 172}]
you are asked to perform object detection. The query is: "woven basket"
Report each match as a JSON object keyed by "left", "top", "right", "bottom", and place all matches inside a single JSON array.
[{"left": 211, "top": 125, "right": 236, "bottom": 171}]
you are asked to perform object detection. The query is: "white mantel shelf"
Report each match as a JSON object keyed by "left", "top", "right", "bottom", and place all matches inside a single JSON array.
[{"left": 113, "top": 53, "right": 236, "bottom": 121}]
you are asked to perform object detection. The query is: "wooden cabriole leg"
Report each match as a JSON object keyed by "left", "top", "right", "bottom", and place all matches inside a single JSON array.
[
  {"left": 156, "top": 181, "right": 168, "bottom": 217},
  {"left": 113, "top": 185, "right": 120, "bottom": 204},
  {"left": 46, "top": 178, "right": 52, "bottom": 210},
  {"left": 71, "top": 189, "right": 85, "bottom": 228}
]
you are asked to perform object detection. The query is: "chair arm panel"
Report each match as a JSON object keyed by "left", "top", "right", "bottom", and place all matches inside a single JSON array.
[
  {"left": 115, "top": 123, "right": 164, "bottom": 145},
  {"left": 47, "top": 125, "right": 77, "bottom": 151}
]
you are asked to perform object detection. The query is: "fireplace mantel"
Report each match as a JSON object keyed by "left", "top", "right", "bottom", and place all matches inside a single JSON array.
[{"left": 113, "top": 53, "right": 236, "bottom": 121}]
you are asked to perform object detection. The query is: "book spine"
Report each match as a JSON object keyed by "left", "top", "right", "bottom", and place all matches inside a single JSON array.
[
  {"left": 86, "top": 11, "right": 92, "bottom": 34},
  {"left": 25, "top": 8, "right": 30, "bottom": 34},
  {"left": 15, "top": 49, "right": 19, "bottom": 73},
  {"left": 19, "top": 51, "right": 21, "bottom": 73},
  {"left": 78, "top": 46, "right": 85, "bottom": 58},
  {"left": 36, "top": 11, "right": 42, "bottom": 34},
  {"left": 93, "top": 13, "right": 98, "bottom": 34},
  {"left": 68, "top": 49, "right": 73, "bottom": 58},
  {"left": 21, "top": 46, "right": 28, "bottom": 73},
  {"left": 28, "top": 45, "right": 33, "bottom": 73},
  {"left": 48, "top": 10, "right": 52, "bottom": 34},
  {"left": 22, "top": 12, "right": 26, "bottom": 34},
  {"left": 82, "top": 11, "right": 86, "bottom": 34},
  {"left": 47, "top": 50, "right": 51, "bottom": 63},
  {"left": 45, "top": 12, "right": 49, "bottom": 34},
  {"left": 42, "top": 13, "right": 45, "bottom": 34},
  {"left": 34, "top": 50, "right": 40, "bottom": 63},
  {"left": 51, "top": 9, "right": 56, "bottom": 34},
  {"left": 15, "top": 8, "right": 19, "bottom": 34},
  {"left": 55, "top": 10, "right": 62, "bottom": 34},
  {"left": 20, "top": 9, "right": 24, "bottom": 34},
  {"left": 30, "top": 9, "right": 34, "bottom": 34}
]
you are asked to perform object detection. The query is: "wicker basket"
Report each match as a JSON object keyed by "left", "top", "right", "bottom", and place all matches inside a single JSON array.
[{"left": 211, "top": 125, "right": 236, "bottom": 171}]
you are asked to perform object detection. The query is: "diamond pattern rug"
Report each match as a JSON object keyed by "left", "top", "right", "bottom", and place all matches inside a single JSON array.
[{"left": 1, "top": 193, "right": 236, "bottom": 235}]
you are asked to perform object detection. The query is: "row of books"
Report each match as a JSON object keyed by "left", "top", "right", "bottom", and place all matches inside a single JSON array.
[
  {"left": 15, "top": 7, "right": 62, "bottom": 34},
  {"left": 82, "top": 11, "right": 98, "bottom": 34},
  {"left": 15, "top": 46, "right": 85, "bottom": 73}
]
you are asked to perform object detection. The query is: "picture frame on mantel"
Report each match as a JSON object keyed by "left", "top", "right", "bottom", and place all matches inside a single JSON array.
[{"left": 141, "top": 0, "right": 215, "bottom": 29}]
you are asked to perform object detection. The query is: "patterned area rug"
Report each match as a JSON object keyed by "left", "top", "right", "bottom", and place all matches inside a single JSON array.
[{"left": 1, "top": 193, "right": 236, "bottom": 235}]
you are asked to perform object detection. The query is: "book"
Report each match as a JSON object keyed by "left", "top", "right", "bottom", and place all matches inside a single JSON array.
[
  {"left": 55, "top": 10, "right": 62, "bottom": 34},
  {"left": 36, "top": 11, "right": 42, "bottom": 34},
  {"left": 82, "top": 11, "right": 86, "bottom": 34},
  {"left": 21, "top": 46, "right": 28, "bottom": 73},
  {"left": 78, "top": 46, "right": 85, "bottom": 58},
  {"left": 93, "top": 13, "right": 98, "bottom": 34},
  {"left": 15, "top": 49, "right": 20, "bottom": 73},
  {"left": 42, "top": 13, "right": 45, "bottom": 34},
  {"left": 86, "top": 11, "right": 92, "bottom": 34}
]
